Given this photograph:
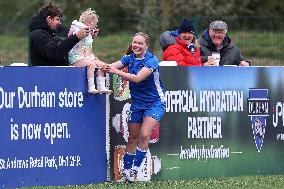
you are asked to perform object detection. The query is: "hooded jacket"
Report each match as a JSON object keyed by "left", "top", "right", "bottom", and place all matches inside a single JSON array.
[
  {"left": 199, "top": 29, "right": 246, "bottom": 66},
  {"left": 163, "top": 37, "right": 202, "bottom": 66},
  {"left": 29, "top": 14, "right": 79, "bottom": 66}
]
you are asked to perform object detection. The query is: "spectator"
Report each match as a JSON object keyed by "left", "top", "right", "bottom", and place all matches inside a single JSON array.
[
  {"left": 162, "top": 19, "right": 202, "bottom": 66},
  {"left": 160, "top": 20, "right": 250, "bottom": 66},
  {"left": 102, "top": 32, "right": 166, "bottom": 182},
  {"left": 29, "top": 2, "right": 89, "bottom": 66},
  {"left": 200, "top": 20, "right": 250, "bottom": 66},
  {"left": 68, "top": 8, "right": 112, "bottom": 94}
]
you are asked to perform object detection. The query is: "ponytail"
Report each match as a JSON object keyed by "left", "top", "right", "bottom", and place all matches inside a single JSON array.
[{"left": 124, "top": 43, "right": 133, "bottom": 55}]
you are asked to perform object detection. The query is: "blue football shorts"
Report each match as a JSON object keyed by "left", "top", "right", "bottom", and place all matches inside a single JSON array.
[{"left": 128, "top": 101, "right": 166, "bottom": 123}]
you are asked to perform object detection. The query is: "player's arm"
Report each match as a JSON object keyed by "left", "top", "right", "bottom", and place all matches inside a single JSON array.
[
  {"left": 111, "top": 60, "right": 125, "bottom": 70},
  {"left": 107, "top": 65, "right": 152, "bottom": 84}
]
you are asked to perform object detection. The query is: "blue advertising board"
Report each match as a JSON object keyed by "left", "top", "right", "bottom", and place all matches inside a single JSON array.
[{"left": 0, "top": 67, "right": 107, "bottom": 188}]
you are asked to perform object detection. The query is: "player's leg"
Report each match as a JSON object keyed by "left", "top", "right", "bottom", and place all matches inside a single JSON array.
[
  {"left": 129, "top": 102, "right": 165, "bottom": 182},
  {"left": 121, "top": 108, "right": 143, "bottom": 182}
]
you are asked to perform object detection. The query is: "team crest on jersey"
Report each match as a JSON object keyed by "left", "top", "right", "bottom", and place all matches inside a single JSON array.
[{"left": 247, "top": 89, "right": 270, "bottom": 153}]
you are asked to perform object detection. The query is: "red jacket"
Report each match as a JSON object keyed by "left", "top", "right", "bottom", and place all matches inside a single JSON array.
[{"left": 163, "top": 37, "right": 202, "bottom": 66}]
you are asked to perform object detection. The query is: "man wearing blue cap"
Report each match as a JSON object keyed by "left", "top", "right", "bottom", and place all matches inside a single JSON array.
[{"left": 162, "top": 19, "right": 202, "bottom": 66}]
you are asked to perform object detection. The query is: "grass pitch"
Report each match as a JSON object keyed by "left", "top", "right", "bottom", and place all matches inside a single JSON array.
[{"left": 20, "top": 174, "right": 284, "bottom": 189}]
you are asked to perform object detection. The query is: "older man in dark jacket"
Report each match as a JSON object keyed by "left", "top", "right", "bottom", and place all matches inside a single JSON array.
[
  {"left": 29, "top": 2, "right": 89, "bottom": 66},
  {"left": 199, "top": 20, "right": 250, "bottom": 66},
  {"left": 160, "top": 20, "right": 250, "bottom": 66}
]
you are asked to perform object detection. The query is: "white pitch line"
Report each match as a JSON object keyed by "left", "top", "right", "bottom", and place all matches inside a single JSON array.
[
  {"left": 231, "top": 151, "right": 243, "bottom": 154},
  {"left": 167, "top": 154, "right": 179, "bottom": 156},
  {"left": 166, "top": 167, "right": 180, "bottom": 170}
]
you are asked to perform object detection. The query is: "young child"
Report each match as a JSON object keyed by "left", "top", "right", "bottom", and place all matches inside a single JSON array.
[{"left": 68, "top": 8, "right": 112, "bottom": 94}]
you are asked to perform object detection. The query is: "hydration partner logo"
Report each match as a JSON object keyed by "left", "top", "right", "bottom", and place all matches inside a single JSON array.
[{"left": 247, "top": 89, "right": 270, "bottom": 153}]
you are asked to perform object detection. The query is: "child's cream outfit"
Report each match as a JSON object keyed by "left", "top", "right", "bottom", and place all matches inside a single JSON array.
[{"left": 68, "top": 20, "right": 112, "bottom": 94}]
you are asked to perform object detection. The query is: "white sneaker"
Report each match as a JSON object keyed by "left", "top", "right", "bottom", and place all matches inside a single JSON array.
[
  {"left": 127, "top": 169, "right": 138, "bottom": 182},
  {"left": 116, "top": 176, "right": 127, "bottom": 183},
  {"left": 116, "top": 170, "right": 130, "bottom": 183},
  {"left": 97, "top": 87, "right": 113, "bottom": 94},
  {"left": 96, "top": 77, "right": 113, "bottom": 94},
  {"left": 88, "top": 85, "right": 99, "bottom": 95}
]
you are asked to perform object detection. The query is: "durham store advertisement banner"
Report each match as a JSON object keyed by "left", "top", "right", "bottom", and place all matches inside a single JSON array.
[
  {"left": 0, "top": 67, "right": 107, "bottom": 188},
  {"left": 109, "top": 66, "right": 284, "bottom": 181}
]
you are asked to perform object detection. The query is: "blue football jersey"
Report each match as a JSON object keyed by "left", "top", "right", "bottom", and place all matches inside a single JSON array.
[{"left": 120, "top": 51, "right": 165, "bottom": 105}]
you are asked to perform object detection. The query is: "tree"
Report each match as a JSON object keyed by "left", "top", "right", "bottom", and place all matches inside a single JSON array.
[{"left": 230, "top": 0, "right": 284, "bottom": 16}]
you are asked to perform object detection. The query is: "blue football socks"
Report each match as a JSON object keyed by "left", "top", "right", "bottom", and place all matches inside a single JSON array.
[
  {"left": 133, "top": 147, "right": 147, "bottom": 168},
  {"left": 123, "top": 152, "right": 135, "bottom": 170}
]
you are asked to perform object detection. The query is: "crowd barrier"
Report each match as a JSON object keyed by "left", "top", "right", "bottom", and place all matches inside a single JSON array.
[
  {"left": 0, "top": 66, "right": 107, "bottom": 188},
  {"left": 109, "top": 65, "right": 284, "bottom": 181},
  {"left": 1, "top": 65, "right": 284, "bottom": 187}
]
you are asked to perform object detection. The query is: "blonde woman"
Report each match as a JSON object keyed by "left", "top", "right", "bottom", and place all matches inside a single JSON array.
[
  {"left": 103, "top": 32, "right": 166, "bottom": 182},
  {"left": 68, "top": 8, "right": 112, "bottom": 94}
]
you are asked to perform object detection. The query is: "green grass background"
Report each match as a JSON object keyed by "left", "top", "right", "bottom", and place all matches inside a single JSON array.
[{"left": 1, "top": 31, "right": 283, "bottom": 66}]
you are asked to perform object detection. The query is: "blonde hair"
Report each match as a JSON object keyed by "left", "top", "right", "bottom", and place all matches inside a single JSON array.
[
  {"left": 79, "top": 8, "right": 99, "bottom": 24},
  {"left": 134, "top": 32, "right": 150, "bottom": 45},
  {"left": 192, "top": 36, "right": 200, "bottom": 49},
  {"left": 124, "top": 32, "right": 150, "bottom": 55}
]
